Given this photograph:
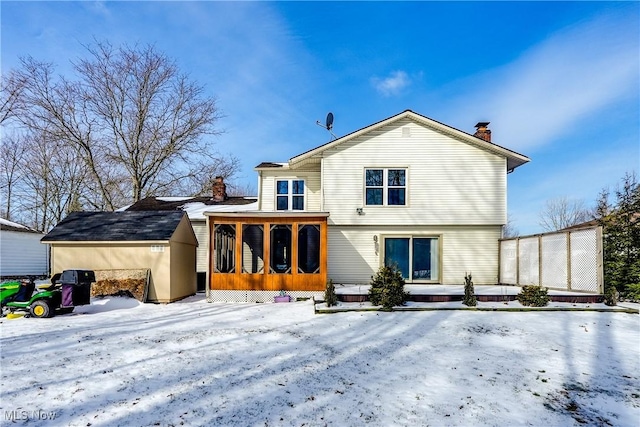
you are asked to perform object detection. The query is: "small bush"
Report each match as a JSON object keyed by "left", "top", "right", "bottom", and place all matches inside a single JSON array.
[
  {"left": 603, "top": 285, "right": 618, "bottom": 306},
  {"left": 463, "top": 273, "right": 477, "bottom": 307},
  {"left": 369, "top": 265, "right": 409, "bottom": 311},
  {"left": 624, "top": 283, "right": 640, "bottom": 303},
  {"left": 516, "top": 285, "right": 550, "bottom": 307},
  {"left": 324, "top": 279, "right": 338, "bottom": 307}
]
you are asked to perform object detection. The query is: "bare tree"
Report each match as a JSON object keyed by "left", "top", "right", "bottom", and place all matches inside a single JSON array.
[
  {"left": 74, "top": 41, "right": 226, "bottom": 202},
  {"left": 0, "top": 132, "right": 27, "bottom": 220},
  {"left": 173, "top": 156, "right": 243, "bottom": 197},
  {"left": 11, "top": 41, "right": 237, "bottom": 213},
  {"left": 0, "top": 71, "right": 26, "bottom": 124},
  {"left": 16, "top": 129, "right": 89, "bottom": 231},
  {"left": 13, "top": 56, "right": 120, "bottom": 210},
  {"left": 538, "top": 196, "right": 592, "bottom": 231}
]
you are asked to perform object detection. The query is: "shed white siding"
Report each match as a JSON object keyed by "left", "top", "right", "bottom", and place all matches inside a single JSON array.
[
  {"left": 328, "top": 225, "right": 502, "bottom": 285},
  {"left": 259, "top": 166, "right": 322, "bottom": 212},
  {"left": 0, "top": 231, "right": 49, "bottom": 277},
  {"left": 322, "top": 119, "right": 506, "bottom": 226}
]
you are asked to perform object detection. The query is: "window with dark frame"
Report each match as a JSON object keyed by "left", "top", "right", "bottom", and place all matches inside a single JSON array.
[
  {"left": 365, "top": 168, "right": 406, "bottom": 206},
  {"left": 276, "top": 179, "right": 305, "bottom": 211}
]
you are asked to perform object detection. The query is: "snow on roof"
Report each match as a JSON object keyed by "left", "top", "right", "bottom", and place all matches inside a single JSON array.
[
  {"left": 0, "top": 218, "right": 41, "bottom": 233},
  {"left": 0, "top": 218, "right": 30, "bottom": 229},
  {"left": 181, "top": 200, "right": 259, "bottom": 220}
]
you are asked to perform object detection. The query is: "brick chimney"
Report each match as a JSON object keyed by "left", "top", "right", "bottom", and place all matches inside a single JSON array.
[
  {"left": 212, "top": 176, "right": 227, "bottom": 202},
  {"left": 474, "top": 122, "right": 491, "bottom": 142}
]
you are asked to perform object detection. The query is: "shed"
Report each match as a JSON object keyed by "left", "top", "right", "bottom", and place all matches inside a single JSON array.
[
  {"left": 124, "top": 187, "right": 258, "bottom": 291},
  {"left": 41, "top": 211, "right": 198, "bottom": 303},
  {"left": 0, "top": 218, "right": 49, "bottom": 278}
]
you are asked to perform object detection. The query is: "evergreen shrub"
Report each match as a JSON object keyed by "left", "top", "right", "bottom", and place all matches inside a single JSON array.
[
  {"left": 603, "top": 285, "right": 618, "bottom": 306},
  {"left": 463, "top": 273, "right": 477, "bottom": 307},
  {"left": 516, "top": 285, "right": 550, "bottom": 307},
  {"left": 625, "top": 283, "right": 640, "bottom": 303},
  {"left": 368, "top": 265, "right": 408, "bottom": 311},
  {"left": 324, "top": 279, "right": 338, "bottom": 307}
]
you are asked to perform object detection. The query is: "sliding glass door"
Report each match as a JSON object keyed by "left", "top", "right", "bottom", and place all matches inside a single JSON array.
[{"left": 384, "top": 236, "right": 439, "bottom": 282}]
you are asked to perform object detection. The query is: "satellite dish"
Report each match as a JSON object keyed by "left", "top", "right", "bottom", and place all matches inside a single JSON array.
[
  {"left": 315, "top": 111, "right": 337, "bottom": 140},
  {"left": 326, "top": 112, "right": 334, "bottom": 131}
]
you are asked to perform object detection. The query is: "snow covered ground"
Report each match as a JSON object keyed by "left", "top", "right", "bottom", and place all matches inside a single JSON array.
[{"left": 1, "top": 296, "right": 638, "bottom": 426}]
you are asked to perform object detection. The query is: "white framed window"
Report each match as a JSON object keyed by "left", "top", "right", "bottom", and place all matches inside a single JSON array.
[
  {"left": 276, "top": 179, "right": 305, "bottom": 211},
  {"left": 382, "top": 235, "right": 440, "bottom": 282},
  {"left": 365, "top": 168, "right": 406, "bottom": 206}
]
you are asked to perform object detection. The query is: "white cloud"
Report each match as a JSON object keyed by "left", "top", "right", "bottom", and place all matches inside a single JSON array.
[
  {"left": 443, "top": 9, "right": 639, "bottom": 153},
  {"left": 371, "top": 70, "right": 411, "bottom": 96},
  {"left": 83, "top": 1, "right": 110, "bottom": 18}
]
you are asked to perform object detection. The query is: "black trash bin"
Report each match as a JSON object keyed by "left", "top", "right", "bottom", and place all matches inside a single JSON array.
[{"left": 60, "top": 270, "right": 95, "bottom": 307}]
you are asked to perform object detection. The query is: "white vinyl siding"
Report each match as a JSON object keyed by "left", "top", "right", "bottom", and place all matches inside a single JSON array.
[
  {"left": 0, "top": 231, "right": 49, "bottom": 276},
  {"left": 259, "top": 168, "right": 321, "bottom": 212},
  {"left": 327, "top": 225, "right": 502, "bottom": 285},
  {"left": 322, "top": 119, "right": 506, "bottom": 226},
  {"left": 192, "top": 221, "right": 208, "bottom": 273}
]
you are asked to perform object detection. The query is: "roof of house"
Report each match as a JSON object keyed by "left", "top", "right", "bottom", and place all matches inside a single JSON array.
[
  {"left": 559, "top": 212, "right": 639, "bottom": 231},
  {"left": 256, "top": 110, "right": 530, "bottom": 172},
  {"left": 0, "top": 218, "right": 42, "bottom": 234},
  {"left": 41, "top": 211, "right": 188, "bottom": 242},
  {"left": 125, "top": 196, "right": 258, "bottom": 220}
]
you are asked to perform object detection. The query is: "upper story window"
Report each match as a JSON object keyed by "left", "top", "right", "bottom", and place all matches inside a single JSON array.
[
  {"left": 365, "top": 168, "right": 406, "bottom": 206},
  {"left": 276, "top": 179, "right": 305, "bottom": 211}
]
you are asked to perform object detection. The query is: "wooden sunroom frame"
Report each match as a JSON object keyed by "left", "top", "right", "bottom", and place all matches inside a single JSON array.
[{"left": 205, "top": 212, "right": 329, "bottom": 293}]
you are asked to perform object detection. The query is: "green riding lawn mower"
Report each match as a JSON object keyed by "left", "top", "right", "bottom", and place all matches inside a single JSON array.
[{"left": 1, "top": 270, "right": 95, "bottom": 319}]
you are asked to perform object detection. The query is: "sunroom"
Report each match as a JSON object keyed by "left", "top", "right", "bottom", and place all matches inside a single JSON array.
[{"left": 205, "top": 212, "right": 329, "bottom": 302}]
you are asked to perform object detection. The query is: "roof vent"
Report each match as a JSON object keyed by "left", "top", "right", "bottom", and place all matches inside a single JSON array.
[{"left": 402, "top": 127, "right": 411, "bottom": 138}]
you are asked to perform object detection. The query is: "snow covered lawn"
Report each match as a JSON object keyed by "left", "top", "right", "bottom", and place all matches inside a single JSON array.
[{"left": 1, "top": 296, "right": 639, "bottom": 426}]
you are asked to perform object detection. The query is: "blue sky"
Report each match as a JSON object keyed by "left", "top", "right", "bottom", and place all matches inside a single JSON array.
[{"left": 2, "top": 1, "right": 638, "bottom": 235}]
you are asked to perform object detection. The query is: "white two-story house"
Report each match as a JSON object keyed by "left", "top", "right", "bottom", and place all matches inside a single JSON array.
[{"left": 205, "top": 110, "right": 529, "bottom": 302}]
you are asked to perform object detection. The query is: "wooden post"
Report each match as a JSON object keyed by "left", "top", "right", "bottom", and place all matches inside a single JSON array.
[
  {"left": 596, "top": 226, "right": 604, "bottom": 293},
  {"left": 515, "top": 237, "right": 520, "bottom": 286},
  {"left": 566, "top": 231, "right": 572, "bottom": 291},
  {"left": 538, "top": 235, "right": 543, "bottom": 287}
]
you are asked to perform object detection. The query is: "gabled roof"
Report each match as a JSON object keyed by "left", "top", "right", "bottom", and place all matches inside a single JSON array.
[
  {"left": 0, "top": 218, "right": 42, "bottom": 234},
  {"left": 41, "top": 211, "right": 188, "bottom": 242},
  {"left": 273, "top": 110, "right": 530, "bottom": 172},
  {"left": 125, "top": 196, "right": 258, "bottom": 220}
]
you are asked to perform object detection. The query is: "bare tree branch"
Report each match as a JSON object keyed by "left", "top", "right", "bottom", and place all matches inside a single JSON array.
[
  {"left": 538, "top": 196, "right": 593, "bottom": 231},
  {"left": 0, "top": 71, "right": 26, "bottom": 124},
  {"left": 5, "top": 40, "right": 238, "bottom": 224}
]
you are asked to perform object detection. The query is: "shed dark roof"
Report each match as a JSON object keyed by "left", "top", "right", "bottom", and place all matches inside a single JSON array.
[
  {"left": 41, "top": 211, "right": 187, "bottom": 242},
  {"left": 255, "top": 162, "right": 284, "bottom": 169}
]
